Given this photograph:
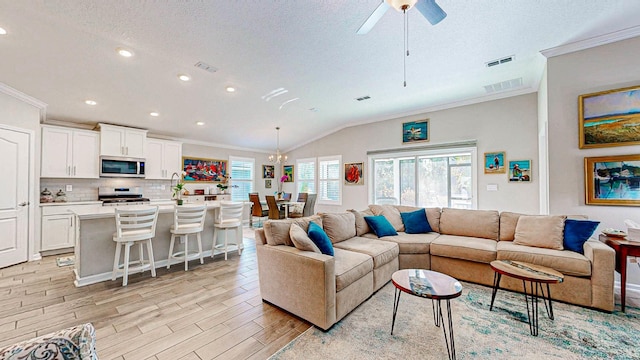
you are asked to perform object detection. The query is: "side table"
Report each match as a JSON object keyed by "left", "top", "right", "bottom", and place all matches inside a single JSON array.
[{"left": 599, "top": 234, "right": 640, "bottom": 312}]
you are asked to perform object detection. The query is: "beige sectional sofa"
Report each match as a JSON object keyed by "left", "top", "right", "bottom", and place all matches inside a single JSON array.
[{"left": 255, "top": 206, "right": 615, "bottom": 330}]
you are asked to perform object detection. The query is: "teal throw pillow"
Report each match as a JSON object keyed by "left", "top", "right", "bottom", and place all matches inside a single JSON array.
[
  {"left": 563, "top": 219, "right": 599, "bottom": 254},
  {"left": 400, "top": 209, "right": 433, "bottom": 234},
  {"left": 364, "top": 215, "right": 398, "bottom": 237},
  {"left": 307, "top": 222, "right": 334, "bottom": 256}
]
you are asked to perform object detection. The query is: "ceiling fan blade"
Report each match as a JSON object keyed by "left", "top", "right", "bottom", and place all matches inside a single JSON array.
[
  {"left": 415, "top": 0, "right": 447, "bottom": 25},
  {"left": 356, "top": 1, "right": 391, "bottom": 35}
]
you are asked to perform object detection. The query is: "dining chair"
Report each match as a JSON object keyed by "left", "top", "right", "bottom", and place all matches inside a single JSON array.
[
  {"left": 303, "top": 193, "right": 317, "bottom": 217},
  {"left": 288, "top": 193, "right": 308, "bottom": 218},
  {"left": 283, "top": 192, "right": 292, "bottom": 201},
  {"left": 266, "top": 195, "right": 286, "bottom": 219},
  {"left": 213, "top": 201, "right": 244, "bottom": 260},
  {"left": 167, "top": 204, "right": 207, "bottom": 271},
  {"left": 249, "top": 193, "right": 268, "bottom": 227},
  {"left": 112, "top": 206, "right": 159, "bottom": 286}
]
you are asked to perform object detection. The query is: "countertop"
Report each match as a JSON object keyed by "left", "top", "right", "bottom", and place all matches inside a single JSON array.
[
  {"left": 40, "top": 201, "right": 103, "bottom": 207},
  {"left": 72, "top": 201, "right": 250, "bottom": 220}
]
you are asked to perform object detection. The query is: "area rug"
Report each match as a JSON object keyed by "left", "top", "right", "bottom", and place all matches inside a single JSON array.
[
  {"left": 270, "top": 282, "right": 640, "bottom": 359},
  {"left": 56, "top": 255, "right": 75, "bottom": 267}
]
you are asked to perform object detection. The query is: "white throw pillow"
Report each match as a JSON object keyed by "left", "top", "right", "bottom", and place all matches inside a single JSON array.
[
  {"left": 289, "top": 223, "right": 321, "bottom": 253},
  {"left": 513, "top": 215, "right": 566, "bottom": 250}
]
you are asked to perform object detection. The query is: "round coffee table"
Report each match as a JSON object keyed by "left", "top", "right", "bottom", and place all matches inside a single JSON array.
[
  {"left": 489, "top": 260, "right": 564, "bottom": 336},
  {"left": 391, "top": 269, "right": 462, "bottom": 360}
]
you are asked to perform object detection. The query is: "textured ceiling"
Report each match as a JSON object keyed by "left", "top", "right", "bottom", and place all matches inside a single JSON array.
[{"left": 1, "top": 0, "right": 640, "bottom": 152}]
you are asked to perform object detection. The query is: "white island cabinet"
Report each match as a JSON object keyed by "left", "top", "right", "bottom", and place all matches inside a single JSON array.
[
  {"left": 98, "top": 123, "right": 147, "bottom": 158},
  {"left": 41, "top": 126, "right": 100, "bottom": 178},
  {"left": 40, "top": 202, "right": 102, "bottom": 252}
]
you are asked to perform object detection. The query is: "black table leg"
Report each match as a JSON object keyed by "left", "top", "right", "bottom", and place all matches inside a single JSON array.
[
  {"left": 390, "top": 287, "right": 402, "bottom": 335},
  {"left": 490, "top": 272, "right": 501, "bottom": 311},
  {"left": 432, "top": 299, "right": 440, "bottom": 327},
  {"left": 523, "top": 280, "right": 539, "bottom": 336},
  {"left": 437, "top": 299, "right": 456, "bottom": 360},
  {"left": 537, "top": 282, "right": 555, "bottom": 320}
]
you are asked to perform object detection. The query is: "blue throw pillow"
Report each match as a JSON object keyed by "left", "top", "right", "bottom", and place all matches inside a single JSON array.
[
  {"left": 400, "top": 209, "right": 433, "bottom": 234},
  {"left": 563, "top": 219, "right": 600, "bottom": 254},
  {"left": 307, "top": 222, "right": 334, "bottom": 256},
  {"left": 364, "top": 215, "right": 398, "bottom": 237}
]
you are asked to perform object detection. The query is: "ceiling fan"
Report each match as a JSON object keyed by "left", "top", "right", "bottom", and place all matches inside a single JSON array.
[{"left": 357, "top": 0, "right": 447, "bottom": 35}]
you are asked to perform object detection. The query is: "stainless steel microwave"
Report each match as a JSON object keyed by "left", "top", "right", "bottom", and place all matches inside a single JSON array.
[{"left": 100, "top": 156, "right": 145, "bottom": 178}]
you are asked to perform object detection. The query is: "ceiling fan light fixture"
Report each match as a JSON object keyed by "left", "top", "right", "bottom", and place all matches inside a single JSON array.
[{"left": 385, "top": 0, "right": 417, "bottom": 12}]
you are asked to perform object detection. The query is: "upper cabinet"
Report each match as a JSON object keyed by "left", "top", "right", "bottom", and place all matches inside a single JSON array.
[
  {"left": 98, "top": 123, "right": 147, "bottom": 158},
  {"left": 41, "top": 126, "right": 99, "bottom": 178},
  {"left": 145, "top": 138, "right": 182, "bottom": 180}
]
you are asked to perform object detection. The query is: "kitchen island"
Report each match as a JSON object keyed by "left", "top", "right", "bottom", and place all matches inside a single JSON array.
[{"left": 72, "top": 201, "right": 250, "bottom": 287}]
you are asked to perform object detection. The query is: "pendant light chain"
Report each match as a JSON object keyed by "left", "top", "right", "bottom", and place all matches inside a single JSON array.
[{"left": 403, "top": 8, "right": 410, "bottom": 87}]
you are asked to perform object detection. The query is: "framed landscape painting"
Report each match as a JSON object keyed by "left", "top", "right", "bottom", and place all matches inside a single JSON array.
[
  {"left": 283, "top": 165, "right": 294, "bottom": 182},
  {"left": 402, "top": 119, "right": 429, "bottom": 144},
  {"left": 584, "top": 154, "right": 640, "bottom": 206},
  {"left": 508, "top": 160, "right": 531, "bottom": 182},
  {"left": 263, "top": 165, "right": 275, "bottom": 179},
  {"left": 182, "top": 157, "right": 227, "bottom": 182},
  {"left": 484, "top": 152, "right": 506, "bottom": 174},
  {"left": 579, "top": 85, "right": 640, "bottom": 149},
  {"left": 344, "top": 162, "right": 364, "bottom": 185}
]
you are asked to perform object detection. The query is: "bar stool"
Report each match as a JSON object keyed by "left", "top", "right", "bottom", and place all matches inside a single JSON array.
[
  {"left": 212, "top": 201, "right": 244, "bottom": 260},
  {"left": 112, "top": 206, "right": 159, "bottom": 286},
  {"left": 167, "top": 204, "right": 207, "bottom": 271}
]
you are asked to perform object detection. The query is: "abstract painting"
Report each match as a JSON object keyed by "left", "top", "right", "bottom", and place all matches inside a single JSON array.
[
  {"left": 344, "top": 162, "right": 364, "bottom": 185},
  {"left": 263, "top": 165, "right": 275, "bottom": 179}
]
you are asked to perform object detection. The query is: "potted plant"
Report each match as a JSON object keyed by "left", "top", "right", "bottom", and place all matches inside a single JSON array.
[
  {"left": 217, "top": 175, "right": 231, "bottom": 194},
  {"left": 276, "top": 174, "right": 288, "bottom": 200},
  {"left": 173, "top": 181, "right": 185, "bottom": 205}
]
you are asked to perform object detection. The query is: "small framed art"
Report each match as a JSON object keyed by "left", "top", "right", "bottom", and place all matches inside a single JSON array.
[
  {"left": 344, "top": 162, "right": 364, "bottom": 185},
  {"left": 484, "top": 152, "right": 506, "bottom": 174},
  {"left": 584, "top": 154, "right": 640, "bottom": 206},
  {"left": 508, "top": 160, "right": 531, "bottom": 182},
  {"left": 402, "top": 119, "right": 429, "bottom": 144},
  {"left": 283, "top": 165, "right": 294, "bottom": 182},
  {"left": 263, "top": 165, "right": 275, "bottom": 179},
  {"left": 265, "top": 179, "right": 272, "bottom": 189}
]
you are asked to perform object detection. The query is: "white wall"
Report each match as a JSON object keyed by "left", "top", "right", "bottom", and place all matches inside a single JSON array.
[
  {"left": 545, "top": 35, "right": 640, "bottom": 288},
  {"left": 288, "top": 93, "right": 540, "bottom": 214}
]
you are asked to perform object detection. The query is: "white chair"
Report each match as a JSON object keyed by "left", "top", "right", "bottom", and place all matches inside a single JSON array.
[
  {"left": 212, "top": 201, "right": 244, "bottom": 260},
  {"left": 167, "top": 204, "right": 207, "bottom": 271},
  {"left": 112, "top": 206, "right": 159, "bottom": 286}
]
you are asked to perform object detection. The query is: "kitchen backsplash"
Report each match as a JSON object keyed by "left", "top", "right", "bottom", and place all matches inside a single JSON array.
[{"left": 40, "top": 178, "right": 173, "bottom": 202}]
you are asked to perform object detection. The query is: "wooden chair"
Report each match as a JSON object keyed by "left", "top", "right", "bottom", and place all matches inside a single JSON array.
[
  {"left": 112, "top": 206, "right": 159, "bottom": 286},
  {"left": 249, "top": 193, "right": 268, "bottom": 227},
  {"left": 288, "top": 193, "right": 308, "bottom": 218},
  {"left": 266, "top": 195, "right": 286, "bottom": 220}
]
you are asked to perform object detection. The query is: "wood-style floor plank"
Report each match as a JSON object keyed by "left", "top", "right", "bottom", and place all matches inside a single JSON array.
[{"left": 0, "top": 228, "right": 311, "bottom": 359}]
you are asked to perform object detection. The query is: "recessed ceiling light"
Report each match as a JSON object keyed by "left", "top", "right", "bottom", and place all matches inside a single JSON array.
[
  {"left": 85, "top": 100, "right": 97, "bottom": 105},
  {"left": 196, "top": 121, "right": 204, "bottom": 126},
  {"left": 178, "top": 74, "right": 191, "bottom": 82},
  {"left": 0, "top": 27, "right": 7, "bottom": 35},
  {"left": 116, "top": 48, "right": 134, "bottom": 57},
  {"left": 225, "top": 86, "right": 236, "bottom": 93},
  {"left": 150, "top": 112, "right": 159, "bottom": 117}
]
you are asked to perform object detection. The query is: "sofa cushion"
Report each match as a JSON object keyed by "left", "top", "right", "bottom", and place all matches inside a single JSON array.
[
  {"left": 514, "top": 215, "right": 566, "bottom": 250},
  {"left": 263, "top": 215, "right": 322, "bottom": 246},
  {"left": 400, "top": 209, "right": 433, "bottom": 234},
  {"left": 333, "top": 237, "right": 399, "bottom": 269},
  {"left": 499, "top": 211, "right": 525, "bottom": 241},
  {"left": 563, "top": 219, "right": 600, "bottom": 254},
  {"left": 308, "top": 222, "right": 334, "bottom": 256},
  {"left": 369, "top": 204, "right": 404, "bottom": 231},
  {"left": 334, "top": 248, "right": 374, "bottom": 292},
  {"left": 497, "top": 241, "right": 591, "bottom": 277},
  {"left": 439, "top": 208, "right": 499, "bottom": 240},
  {"left": 321, "top": 212, "right": 356, "bottom": 243},
  {"left": 378, "top": 232, "right": 437, "bottom": 254},
  {"left": 348, "top": 209, "right": 373, "bottom": 236},
  {"left": 430, "top": 235, "right": 497, "bottom": 263},
  {"left": 289, "top": 223, "right": 321, "bottom": 253},
  {"left": 365, "top": 215, "right": 398, "bottom": 237}
]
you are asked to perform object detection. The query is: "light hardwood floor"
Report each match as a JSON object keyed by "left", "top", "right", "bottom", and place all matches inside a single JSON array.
[{"left": 0, "top": 228, "right": 311, "bottom": 359}]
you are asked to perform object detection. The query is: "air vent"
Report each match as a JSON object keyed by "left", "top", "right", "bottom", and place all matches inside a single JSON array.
[
  {"left": 194, "top": 61, "right": 218, "bottom": 73},
  {"left": 486, "top": 55, "right": 515, "bottom": 68},
  {"left": 356, "top": 95, "right": 371, "bottom": 101},
  {"left": 483, "top": 78, "right": 523, "bottom": 93}
]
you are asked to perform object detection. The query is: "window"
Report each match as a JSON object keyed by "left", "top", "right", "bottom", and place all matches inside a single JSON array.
[
  {"left": 229, "top": 156, "right": 254, "bottom": 201},
  {"left": 370, "top": 146, "right": 476, "bottom": 209},
  {"left": 318, "top": 155, "right": 341, "bottom": 205},
  {"left": 296, "top": 158, "right": 316, "bottom": 195}
]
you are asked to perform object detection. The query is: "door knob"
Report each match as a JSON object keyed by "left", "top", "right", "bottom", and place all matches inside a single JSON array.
[{"left": 18, "top": 201, "right": 29, "bottom": 207}]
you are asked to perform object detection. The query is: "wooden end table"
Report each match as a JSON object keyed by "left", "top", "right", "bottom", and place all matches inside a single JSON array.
[
  {"left": 600, "top": 234, "right": 640, "bottom": 312},
  {"left": 391, "top": 269, "right": 462, "bottom": 360},
  {"left": 489, "top": 260, "right": 564, "bottom": 336}
]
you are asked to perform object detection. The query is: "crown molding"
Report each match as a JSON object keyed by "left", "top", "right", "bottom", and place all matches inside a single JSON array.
[
  {"left": 541, "top": 25, "right": 640, "bottom": 58},
  {"left": 0, "top": 82, "right": 47, "bottom": 109}
]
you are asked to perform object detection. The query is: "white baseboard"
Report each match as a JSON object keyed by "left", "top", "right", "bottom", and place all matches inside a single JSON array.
[{"left": 615, "top": 280, "right": 640, "bottom": 299}]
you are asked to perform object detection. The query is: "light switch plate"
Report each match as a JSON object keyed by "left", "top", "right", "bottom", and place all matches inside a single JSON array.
[
  {"left": 65, "top": 184, "right": 72, "bottom": 192},
  {"left": 486, "top": 184, "right": 498, "bottom": 191}
]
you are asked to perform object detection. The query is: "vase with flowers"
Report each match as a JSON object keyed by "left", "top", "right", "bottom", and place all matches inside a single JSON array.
[
  {"left": 217, "top": 175, "right": 231, "bottom": 194},
  {"left": 276, "top": 174, "right": 288, "bottom": 200}
]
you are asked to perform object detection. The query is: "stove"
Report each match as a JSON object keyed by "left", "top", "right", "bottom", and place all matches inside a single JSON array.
[{"left": 99, "top": 187, "right": 150, "bottom": 206}]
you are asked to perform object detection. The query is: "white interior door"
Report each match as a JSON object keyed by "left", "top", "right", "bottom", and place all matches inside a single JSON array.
[{"left": 0, "top": 128, "right": 29, "bottom": 268}]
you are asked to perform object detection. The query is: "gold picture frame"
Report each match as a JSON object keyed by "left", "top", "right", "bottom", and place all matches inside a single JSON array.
[
  {"left": 584, "top": 154, "right": 640, "bottom": 206},
  {"left": 182, "top": 157, "right": 227, "bottom": 183},
  {"left": 579, "top": 85, "right": 640, "bottom": 149}
]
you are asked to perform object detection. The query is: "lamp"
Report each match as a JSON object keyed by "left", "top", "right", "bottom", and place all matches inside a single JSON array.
[
  {"left": 386, "top": 0, "right": 417, "bottom": 11},
  {"left": 268, "top": 127, "right": 287, "bottom": 164}
]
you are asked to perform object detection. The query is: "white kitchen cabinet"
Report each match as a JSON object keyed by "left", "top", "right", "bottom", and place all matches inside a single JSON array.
[
  {"left": 145, "top": 138, "right": 182, "bottom": 179},
  {"left": 41, "top": 126, "right": 99, "bottom": 178},
  {"left": 41, "top": 203, "right": 101, "bottom": 252},
  {"left": 98, "top": 123, "right": 147, "bottom": 158}
]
